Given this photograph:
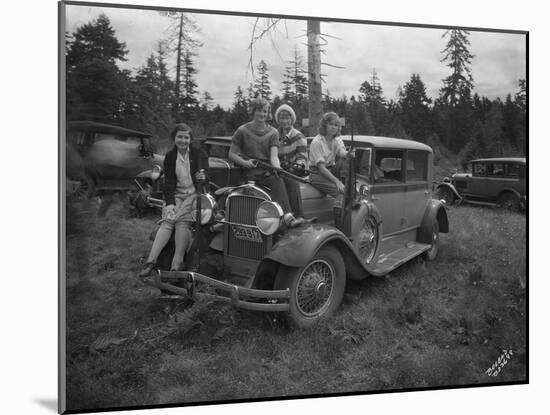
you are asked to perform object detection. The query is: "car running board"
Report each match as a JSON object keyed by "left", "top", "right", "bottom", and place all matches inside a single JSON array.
[{"left": 372, "top": 242, "right": 431, "bottom": 276}]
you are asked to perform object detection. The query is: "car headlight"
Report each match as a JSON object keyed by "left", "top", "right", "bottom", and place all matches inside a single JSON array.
[
  {"left": 256, "top": 201, "right": 283, "bottom": 235},
  {"left": 191, "top": 193, "right": 216, "bottom": 225},
  {"left": 151, "top": 165, "right": 163, "bottom": 181}
]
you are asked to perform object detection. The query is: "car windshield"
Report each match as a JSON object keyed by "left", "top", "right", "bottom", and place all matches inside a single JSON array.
[{"left": 355, "top": 148, "right": 373, "bottom": 180}]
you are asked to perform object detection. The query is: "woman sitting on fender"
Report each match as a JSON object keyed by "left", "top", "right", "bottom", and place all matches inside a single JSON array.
[{"left": 139, "top": 123, "right": 208, "bottom": 277}]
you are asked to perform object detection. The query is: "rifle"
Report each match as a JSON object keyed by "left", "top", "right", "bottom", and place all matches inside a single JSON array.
[
  {"left": 250, "top": 159, "right": 311, "bottom": 184},
  {"left": 340, "top": 110, "right": 356, "bottom": 235},
  {"left": 194, "top": 169, "right": 206, "bottom": 272}
]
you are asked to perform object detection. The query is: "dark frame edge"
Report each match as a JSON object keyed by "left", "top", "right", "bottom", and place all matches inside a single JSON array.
[
  {"left": 61, "top": 0, "right": 528, "bottom": 35},
  {"left": 59, "top": 1, "right": 67, "bottom": 414}
]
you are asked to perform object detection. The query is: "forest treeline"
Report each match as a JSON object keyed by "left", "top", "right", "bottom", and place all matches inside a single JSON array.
[{"left": 65, "top": 13, "right": 526, "bottom": 163}]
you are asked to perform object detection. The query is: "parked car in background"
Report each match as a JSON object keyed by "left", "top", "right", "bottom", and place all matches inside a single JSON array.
[
  {"left": 144, "top": 135, "right": 449, "bottom": 328},
  {"left": 435, "top": 157, "right": 526, "bottom": 211},
  {"left": 66, "top": 121, "right": 164, "bottom": 205}
]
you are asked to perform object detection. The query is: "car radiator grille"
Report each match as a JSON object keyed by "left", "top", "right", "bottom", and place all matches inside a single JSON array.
[{"left": 226, "top": 195, "right": 269, "bottom": 260}]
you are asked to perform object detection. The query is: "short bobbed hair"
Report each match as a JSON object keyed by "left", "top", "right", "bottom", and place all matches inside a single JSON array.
[
  {"left": 249, "top": 96, "right": 271, "bottom": 118},
  {"left": 318, "top": 112, "right": 341, "bottom": 137},
  {"left": 170, "top": 123, "right": 194, "bottom": 141}
]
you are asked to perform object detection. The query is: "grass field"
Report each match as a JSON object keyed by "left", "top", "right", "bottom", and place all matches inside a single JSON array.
[{"left": 64, "top": 196, "right": 527, "bottom": 412}]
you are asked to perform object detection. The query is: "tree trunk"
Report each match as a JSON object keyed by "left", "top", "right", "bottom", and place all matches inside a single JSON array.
[
  {"left": 307, "top": 20, "right": 322, "bottom": 136},
  {"left": 174, "top": 13, "right": 183, "bottom": 117}
]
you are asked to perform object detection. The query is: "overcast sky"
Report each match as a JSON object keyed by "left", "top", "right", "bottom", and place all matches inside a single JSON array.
[{"left": 64, "top": 3, "right": 526, "bottom": 110}]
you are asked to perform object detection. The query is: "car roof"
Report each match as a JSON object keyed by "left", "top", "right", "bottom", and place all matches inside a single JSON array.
[
  {"left": 470, "top": 157, "right": 526, "bottom": 164},
  {"left": 67, "top": 121, "right": 152, "bottom": 138},
  {"left": 335, "top": 135, "right": 433, "bottom": 152},
  {"left": 207, "top": 134, "right": 432, "bottom": 152}
]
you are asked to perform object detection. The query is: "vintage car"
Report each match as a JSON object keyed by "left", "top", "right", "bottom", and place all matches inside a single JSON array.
[
  {"left": 435, "top": 157, "right": 526, "bottom": 211},
  {"left": 143, "top": 135, "right": 449, "bottom": 328},
  {"left": 66, "top": 121, "right": 165, "bottom": 206}
]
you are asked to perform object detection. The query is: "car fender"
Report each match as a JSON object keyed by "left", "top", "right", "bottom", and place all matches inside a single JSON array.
[
  {"left": 263, "top": 219, "right": 380, "bottom": 280},
  {"left": 436, "top": 182, "right": 461, "bottom": 199},
  {"left": 135, "top": 169, "right": 156, "bottom": 180},
  {"left": 497, "top": 187, "right": 523, "bottom": 201},
  {"left": 418, "top": 199, "right": 449, "bottom": 245},
  {"left": 264, "top": 225, "right": 353, "bottom": 268}
]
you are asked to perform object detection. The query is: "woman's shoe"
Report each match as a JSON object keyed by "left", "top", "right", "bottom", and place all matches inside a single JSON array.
[{"left": 139, "top": 262, "right": 156, "bottom": 278}]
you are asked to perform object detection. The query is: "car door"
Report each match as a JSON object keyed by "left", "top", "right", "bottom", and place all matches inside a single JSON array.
[
  {"left": 370, "top": 149, "right": 405, "bottom": 235},
  {"left": 404, "top": 150, "right": 430, "bottom": 228},
  {"left": 466, "top": 162, "right": 488, "bottom": 198}
]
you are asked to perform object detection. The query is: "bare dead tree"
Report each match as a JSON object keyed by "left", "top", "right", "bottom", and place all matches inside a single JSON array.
[{"left": 248, "top": 18, "right": 344, "bottom": 135}]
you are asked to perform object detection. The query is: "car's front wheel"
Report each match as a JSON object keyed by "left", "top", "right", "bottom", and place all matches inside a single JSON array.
[
  {"left": 435, "top": 186, "right": 454, "bottom": 205},
  {"left": 274, "top": 245, "right": 346, "bottom": 328}
]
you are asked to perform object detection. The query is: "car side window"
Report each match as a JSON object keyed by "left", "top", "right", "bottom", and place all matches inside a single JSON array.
[
  {"left": 506, "top": 164, "right": 521, "bottom": 178},
  {"left": 374, "top": 149, "right": 404, "bottom": 183},
  {"left": 473, "top": 163, "right": 487, "bottom": 176},
  {"left": 406, "top": 151, "right": 428, "bottom": 181},
  {"left": 489, "top": 163, "right": 505, "bottom": 176}
]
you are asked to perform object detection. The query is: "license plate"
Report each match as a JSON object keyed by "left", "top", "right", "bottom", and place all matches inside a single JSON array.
[{"left": 231, "top": 225, "right": 263, "bottom": 243}]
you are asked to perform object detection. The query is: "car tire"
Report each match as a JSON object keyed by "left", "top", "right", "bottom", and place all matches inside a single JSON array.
[
  {"left": 435, "top": 187, "right": 454, "bottom": 205},
  {"left": 354, "top": 216, "right": 379, "bottom": 266},
  {"left": 423, "top": 220, "right": 440, "bottom": 261},
  {"left": 274, "top": 245, "right": 346, "bottom": 328},
  {"left": 498, "top": 192, "right": 520, "bottom": 212},
  {"left": 71, "top": 172, "right": 96, "bottom": 200}
]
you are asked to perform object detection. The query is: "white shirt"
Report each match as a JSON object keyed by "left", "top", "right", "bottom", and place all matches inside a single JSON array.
[
  {"left": 309, "top": 134, "right": 346, "bottom": 168},
  {"left": 175, "top": 151, "right": 196, "bottom": 199}
]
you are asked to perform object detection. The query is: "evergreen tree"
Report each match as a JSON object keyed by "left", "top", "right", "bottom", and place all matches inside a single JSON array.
[
  {"left": 253, "top": 60, "right": 272, "bottom": 100},
  {"left": 515, "top": 79, "right": 526, "bottom": 111},
  {"left": 359, "top": 69, "right": 385, "bottom": 106},
  {"left": 440, "top": 29, "right": 475, "bottom": 106},
  {"left": 399, "top": 73, "right": 433, "bottom": 141},
  {"left": 281, "top": 47, "right": 308, "bottom": 105},
  {"left": 201, "top": 91, "right": 215, "bottom": 111},
  {"left": 228, "top": 85, "right": 250, "bottom": 131},
  {"left": 180, "top": 48, "right": 200, "bottom": 121},
  {"left": 160, "top": 11, "right": 202, "bottom": 117},
  {"left": 66, "top": 14, "right": 129, "bottom": 121}
]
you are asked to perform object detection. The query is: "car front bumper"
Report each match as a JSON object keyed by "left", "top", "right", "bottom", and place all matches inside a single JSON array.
[{"left": 143, "top": 270, "right": 290, "bottom": 312}]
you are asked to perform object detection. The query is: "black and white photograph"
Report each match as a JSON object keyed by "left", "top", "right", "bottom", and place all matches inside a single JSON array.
[
  {"left": 9, "top": 0, "right": 550, "bottom": 413},
  {"left": 57, "top": 0, "right": 531, "bottom": 413}
]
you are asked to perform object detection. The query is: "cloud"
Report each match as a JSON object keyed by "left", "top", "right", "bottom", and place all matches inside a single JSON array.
[{"left": 64, "top": 4, "right": 526, "bottom": 109}]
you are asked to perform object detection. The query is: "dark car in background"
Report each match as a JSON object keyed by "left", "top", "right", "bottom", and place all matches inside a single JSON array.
[
  {"left": 435, "top": 157, "right": 526, "bottom": 211},
  {"left": 66, "top": 121, "right": 164, "bottom": 200}
]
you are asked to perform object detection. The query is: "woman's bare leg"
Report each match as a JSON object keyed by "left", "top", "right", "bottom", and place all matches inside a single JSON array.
[
  {"left": 146, "top": 222, "right": 173, "bottom": 263},
  {"left": 171, "top": 225, "right": 193, "bottom": 270}
]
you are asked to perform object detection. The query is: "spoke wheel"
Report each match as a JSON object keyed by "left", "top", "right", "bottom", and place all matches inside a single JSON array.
[
  {"left": 357, "top": 216, "right": 379, "bottom": 265},
  {"left": 423, "top": 220, "right": 440, "bottom": 261},
  {"left": 275, "top": 245, "right": 345, "bottom": 328},
  {"left": 70, "top": 172, "right": 95, "bottom": 200},
  {"left": 295, "top": 259, "right": 334, "bottom": 317},
  {"left": 436, "top": 187, "right": 454, "bottom": 205}
]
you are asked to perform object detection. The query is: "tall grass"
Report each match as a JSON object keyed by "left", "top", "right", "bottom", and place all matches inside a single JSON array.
[{"left": 64, "top": 199, "right": 526, "bottom": 411}]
